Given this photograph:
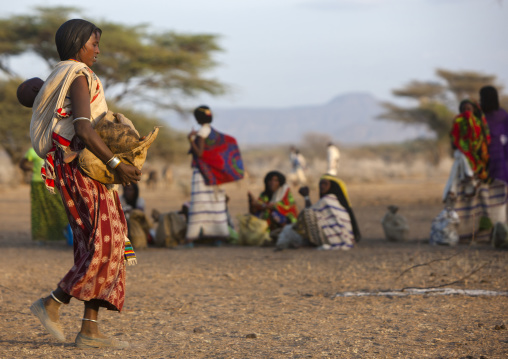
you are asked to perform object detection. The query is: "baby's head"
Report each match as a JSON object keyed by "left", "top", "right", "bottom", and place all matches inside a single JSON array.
[{"left": 17, "top": 77, "right": 44, "bottom": 108}]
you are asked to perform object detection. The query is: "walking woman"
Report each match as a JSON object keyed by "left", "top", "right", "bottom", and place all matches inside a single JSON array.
[{"left": 29, "top": 19, "right": 141, "bottom": 348}]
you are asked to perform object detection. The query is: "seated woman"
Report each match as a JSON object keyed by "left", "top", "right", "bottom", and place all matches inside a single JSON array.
[
  {"left": 120, "top": 183, "right": 151, "bottom": 249},
  {"left": 248, "top": 171, "right": 298, "bottom": 238},
  {"left": 277, "top": 174, "right": 361, "bottom": 250},
  {"left": 151, "top": 203, "right": 189, "bottom": 248}
]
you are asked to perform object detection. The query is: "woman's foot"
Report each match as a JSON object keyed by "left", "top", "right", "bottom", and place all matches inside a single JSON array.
[
  {"left": 75, "top": 332, "right": 129, "bottom": 349},
  {"left": 75, "top": 318, "right": 129, "bottom": 348},
  {"left": 29, "top": 298, "right": 65, "bottom": 342},
  {"left": 43, "top": 296, "right": 62, "bottom": 322}
]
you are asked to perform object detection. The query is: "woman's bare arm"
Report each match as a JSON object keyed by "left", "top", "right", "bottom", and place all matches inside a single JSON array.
[
  {"left": 70, "top": 76, "right": 141, "bottom": 185},
  {"left": 188, "top": 129, "right": 205, "bottom": 158}
]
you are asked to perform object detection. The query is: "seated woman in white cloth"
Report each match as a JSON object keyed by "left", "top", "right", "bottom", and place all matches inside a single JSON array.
[{"left": 277, "top": 174, "right": 361, "bottom": 250}]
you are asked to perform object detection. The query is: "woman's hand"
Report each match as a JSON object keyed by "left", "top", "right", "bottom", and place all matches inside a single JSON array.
[
  {"left": 187, "top": 128, "right": 198, "bottom": 141},
  {"left": 115, "top": 163, "right": 142, "bottom": 187},
  {"left": 188, "top": 132, "right": 204, "bottom": 157},
  {"left": 248, "top": 192, "right": 274, "bottom": 211},
  {"left": 248, "top": 192, "right": 260, "bottom": 208}
]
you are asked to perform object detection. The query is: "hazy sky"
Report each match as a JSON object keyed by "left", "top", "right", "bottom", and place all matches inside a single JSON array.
[{"left": 4, "top": 0, "right": 508, "bottom": 108}]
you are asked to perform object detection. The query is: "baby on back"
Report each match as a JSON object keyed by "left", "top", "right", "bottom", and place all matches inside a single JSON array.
[
  {"left": 17, "top": 77, "right": 142, "bottom": 150},
  {"left": 17, "top": 77, "right": 44, "bottom": 108},
  {"left": 17, "top": 76, "right": 154, "bottom": 182}
]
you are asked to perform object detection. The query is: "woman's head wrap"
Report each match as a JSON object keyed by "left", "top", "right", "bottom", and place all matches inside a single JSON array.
[
  {"left": 193, "top": 105, "right": 213, "bottom": 124},
  {"left": 459, "top": 99, "right": 483, "bottom": 119},
  {"left": 262, "top": 170, "right": 286, "bottom": 198},
  {"left": 320, "top": 174, "right": 350, "bottom": 206},
  {"left": 55, "top": 19, "right": 102, "bottom": 61},
  {"left": 479, "top": 85, "right": 500, "bottom": 114}
]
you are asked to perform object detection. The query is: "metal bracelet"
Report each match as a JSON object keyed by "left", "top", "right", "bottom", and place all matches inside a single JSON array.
[
  {"left": 72, "top": 117, "right": 90, "bottom": 123},
  {"left": 50, "top": 291, "right": 65, "bottom": 304},
  {"left": 107, "top": 156, "right": 121, "bottom": 169}
]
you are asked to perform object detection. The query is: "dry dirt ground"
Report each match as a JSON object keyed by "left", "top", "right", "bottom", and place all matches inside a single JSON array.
[{"left": 0, "top": 177, "right": 507, "bottom": 358}]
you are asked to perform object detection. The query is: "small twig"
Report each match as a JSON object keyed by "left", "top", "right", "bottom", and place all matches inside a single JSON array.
[
  {"left": 0, "top": 284, "right": 14, "bottom": 292},
  {"left": 397, "top": 252, "right": 461, "bottom": 279},
  {"left": 400, "top": 262, "right": 490, "bottom": 292}
]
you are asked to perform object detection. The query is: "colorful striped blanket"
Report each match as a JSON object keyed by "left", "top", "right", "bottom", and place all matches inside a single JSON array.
[
  {"left": 307, "top": 194, "right": 354, "bottom": 249},
  {"left": 256, "top": 184, "right": 298, "bottom": 228},
  {"left": 194, "top": 128, "right": 244, "bottom": 186},
  {"left": 450, "top": 109, "right": 490, "bottom": 180},
  {"left": 454, "top": 179, "right": 507, "bottom": 242}
]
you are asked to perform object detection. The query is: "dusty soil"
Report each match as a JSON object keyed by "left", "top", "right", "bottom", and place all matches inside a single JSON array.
[{"left": 0, "top": 178, "right": 507, "bottom": 358}]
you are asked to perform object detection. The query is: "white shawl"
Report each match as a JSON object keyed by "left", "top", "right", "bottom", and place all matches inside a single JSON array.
[
  {"left": 313, "top": 194, "right": 354, "bottom": 248},
  {"left": 270, "top": 183, "right": 291, "bottom": 204},
  {"left": 30, "top": 60, "right": 108, "bottom": 158}
]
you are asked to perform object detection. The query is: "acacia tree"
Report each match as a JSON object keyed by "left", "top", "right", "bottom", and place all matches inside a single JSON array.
[
  {"left": 0, "top": 7, "right": 227, "bottom": 163},
  {"left": 0, "top": 7, "right": 226, "bottom": 110},
  {"left": 0, "top": 76, "right": 189, "bottom": 165},
  {"left": 379, "top": 69, "right": 507, "bottom": 163},
  {"left": 0, "top": 78, "right": 33, "bottom": 163}
]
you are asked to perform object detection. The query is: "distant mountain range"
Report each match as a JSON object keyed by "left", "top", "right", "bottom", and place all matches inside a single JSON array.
[{"left": 164, "top": 93, "right": 432, "bottom": 146}]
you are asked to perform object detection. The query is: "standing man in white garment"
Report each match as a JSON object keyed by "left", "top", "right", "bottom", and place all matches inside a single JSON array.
[{"left": 327, "top": 142, "right": 340, "bottom": 176}]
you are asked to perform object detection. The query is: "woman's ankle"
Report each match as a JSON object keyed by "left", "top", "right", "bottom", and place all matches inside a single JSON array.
[
  {"left": 80, "top": 323, "right": 100, "bottom": 337},
  {"left": 44, "top": 296, "right": 61, "bottom": 309}
]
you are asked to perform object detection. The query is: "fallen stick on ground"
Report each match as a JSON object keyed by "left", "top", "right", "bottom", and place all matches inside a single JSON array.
[
  {"left": 396, "top": 251, "right": 462, "bottom": 279},
  {"left": 400, "top": 261, "right": 490, "bottom": 291},
  {"left": 0, "top": 284, "right": 14, "bottom": 292}
]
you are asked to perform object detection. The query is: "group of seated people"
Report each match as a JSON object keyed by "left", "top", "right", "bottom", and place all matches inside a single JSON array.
[
  {"left": 121, "top": 170, "right": 361, "bottom": 251},
  {"left": 248, "top": 170, "right": 361, "bottom": 250},
  {"left": 120, "top": 183, "right": 236, "bottom": 249}
]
